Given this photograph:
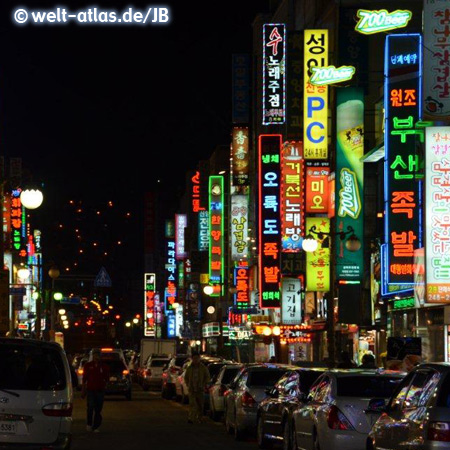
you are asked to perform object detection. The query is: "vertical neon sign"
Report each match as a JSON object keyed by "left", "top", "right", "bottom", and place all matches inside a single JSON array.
[
  {"left": 384, "top": 34, "right": 423, "bottom": 288},
  {"left": 144, "top": 273, "right": 156, "bottom": 337},
  {"left": 209, "top": 176, "right": 224, "bottom": 296},
  {"left": 259, "top": 135, "right": 282, "bottom": 308}
]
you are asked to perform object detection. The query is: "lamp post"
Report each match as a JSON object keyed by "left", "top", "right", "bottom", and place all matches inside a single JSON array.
[
  {"left": 302, "top": 225, "right": 361, "bottom": 367},
  {"left": 48, "top": 265, "right": 60, "bottom": 339}
]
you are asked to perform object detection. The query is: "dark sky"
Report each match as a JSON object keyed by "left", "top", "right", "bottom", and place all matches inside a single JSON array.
[{"left": 0, "top": 0, "right": 269, "bottom": 309}]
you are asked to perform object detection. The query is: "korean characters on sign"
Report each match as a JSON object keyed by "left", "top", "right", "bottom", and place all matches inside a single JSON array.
[
  {"left": 165, "top": 240, "right": 177, "bottom": 312},
  {"left": 258, "top": 135, "right": 282, "bottom": 308},
  {"left": 234, "top": 264, "right": 250, "bottom": 308},
  {"left": 424, "top": 1, "right": 450, "bottom": 121},
  {"left": 384, "top": 34, "right": 423, "bottom": 287},
  {"left": 11, "top": 189, "right": 25, "bottom": 256},
  {"left": 198, "top": 210, "right": 209, "bottom": 251},
  {"left": 144, "top": 273, "right": 156, "bottom": 337},
  {"left": 263, "top": 24, "right": 286, "bottom": 125},
  {"left": 281, "top": 278, "right": 302, "bottom": 325},
  {"left": 231, "top": 195, "right": 248, "bottom": 261},
  {"left": 281, "top": 142, "right": 304, "bottom": 252},
  {"left": 232, "top": 127, "right": 249, "bottom": 186},
  {"left": 191, "top": 171, "right": 205, "bottom": 213},
  {"left": 209, "top": 176, "right": 224, "bottom": 293},
  {"left": 425, "top": 127, "right": 450, "bottom": 303},
  {"left": 304, "top": 30, "right": 328, "bottom": 160},
  {"left": 305, "top": 164, "right": 330, "bottom": 214},
  {"left": 175, "top": 214, "right": 187, "bottom": 260}
]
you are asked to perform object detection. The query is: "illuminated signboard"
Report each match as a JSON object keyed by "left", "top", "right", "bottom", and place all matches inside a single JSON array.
[
  {"left": 175, "top": 305, "right": 183, "bottom": 337},
  {"left": 232, "top": 127, "right": 250, "bottom": 186},
  {"left": 425, "top": 127, "right": 450, "bottom": 303},
  {"left": 262, "top": 24, "right": 286, "bottom": 125},
  {"left": 165, "top": 240, "right": 177, "bottom": 312},
  {"left": 11, "top": 189, "right": 26, "bottom": 256},
  {"left": 281, "top": 142, "right": 303, "bottom": 252},
  {"left": 279, "top": 325, "right": 312, "bottom": 344},
  {"left": 175, "top": 214, "right": 187, "bottom": 260},
  {"left": 167, "top": 313, "right": 176, "bottom": 338},
  {"left": 281, "top": 277, "right": 302, "bottom": 325},
  {"left": 191, "top": 171, "right": 205, "bottom": 213},
  {"left": 392, "top": 297, "right": 415, "bottom": 310},
  {"left": 384, "top": 34, "right": 423, "bottom": 287},
  {"left": 310, "top": 65, "right": 355, "bottom": 86},
  {"left": 304, "top": 29, "right": 328, "bottom": 160},
  {"left": 234, "top": 263, "right": 250, "bottom": 309},
  {"left": 198, "top": 210, "right": 209, "bottom": 251},
  {"left": 144, "top": 273, "right": 156, "bottom": 337},
  {"left": 259, "top": 135, "right": 282, "bottom": 308},
  {"left": 305, "top": 164, "right": 329, "bottom": 214},
  {"left": 3, "top": 193, "right": 11, "bottom": 250},
  {"left": 209, "top": 176, "right": 224, "bottom": 295},
  {"left": 231, "top": 195, "right": 248, "bottom": 261},
  {"left": 355, "top": 9, "right": 412, "bottom": 35},
  {"left": 306, "top": 217, "right": 330, "bottom": 292},
  {"left": 336, "top": 88, "right": 364, "bottom": 280},
  {"left": 424, "top": 1, "right": 450, "bottom": 121}
]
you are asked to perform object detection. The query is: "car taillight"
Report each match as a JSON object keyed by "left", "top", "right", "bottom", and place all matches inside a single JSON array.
[
  {"left": 77, "top": 369, "right": 83, "bottom": 375},
  {"left": 219, "top": 385, "right": 227, "bottom": 396},
  {"left": 327, "top": 405, "right": 354, "bottom": 430},
  {"left": 42, "top": 403, "right": 73, "bottom": 417},
  {"left": 146, "top": 369, "right": 151, "bottom": 376},
  {"left": 123, "top": 370, "right": 129, "bottom": 376},
  {"left": 241, "top": 391, "right": 256, "bottom": 407},
  {"left": 428, "top": 422, "right": 450, "bottom": 442}
]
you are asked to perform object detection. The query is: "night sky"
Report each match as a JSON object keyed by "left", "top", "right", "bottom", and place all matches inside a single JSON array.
[{"left": 0, "top": 0, "right": 268, "bottom": 310}]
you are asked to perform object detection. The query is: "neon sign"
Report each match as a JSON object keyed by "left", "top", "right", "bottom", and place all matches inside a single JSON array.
[
  {"left": 144, "top": 273, "right": 156, "bottom": 337},
  {"left": 231, "top": 195, "right": 248, "bottom": 261},
  {"left": 232, "top": 127, "right": 250, "bottom": 186},
  {"left": 305, "top": 163, "right": 329, "bottom": 214},
  {"left": 281, "top": 277, "right": 302, "bottom": 325},
  {"left": 165, "top": 240, "right": 177, "bottom": 312},
  {"left": 198, "top": 210, "right": 209, "bottom": 251},
  {"left": 191, "top": 171, "right": 205, "bottom": 213},
  {"left": 234, "top": 263, "right": 250, "bottom": 309},
  {"left": 355, "top": 9, "right": 412, "bottom": 35},
  {"left": 262, "top": 24, "right": 286, "bottom": 125},
  {"left": 209, "top": 176, "right": 224, "bottom": 295},
  {"left": 304, "top": 29, "right": 328, "bottom": 159},
  {"left": 175, "top": 214, "right": 187, "bottom": 260},
  {"left": 310, "top": 65, "right": 355, "bottom": 86},
  {"left": 384, "top": 34, "right": 423, "bottom": 288},
  {"left": 259, "top": 135, "right": 282, "bottom": 308}
]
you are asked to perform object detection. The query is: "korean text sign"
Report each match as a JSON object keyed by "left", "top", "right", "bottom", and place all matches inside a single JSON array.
[
  {"left": 144, "top": 273, "right": 156, "bottom": 337},
  {"left": 209, "top": 176, "right": 224, "bottom": 295},
  {"left": 305, "top": 164, "right": 329, "bottom": 213},
  {"left": 425, "top": 127, "right": 450, "bottom": 303},
  {"left": 175, "top": 214, "right": 187, "bottom": 260},
  {"left": 423, "top": 1, "right": 450, "bottom": 121},
  {"left": 281, "top": 142, "right": 303, "bottom": 252},
  {"left": 336, "top": 88, "right": 364, "bottom": 279},
  {"left": 259, "top": 135, "right": 282, "bottom": 308},
  {"left": 165, "top": 240, "right": 177, "bottom": 313},
  {"left": 263, "top": 24, "right": 286, "bottom": 125},
  {"left": 304, "top": 30, "right": 328, "bottom": 159},
  {"left": 232, "top": 127, "right": 250, "bottom": 186},
  {"left": 281, "top": 277, "right": 302, "bottom": 325},
  {"left": 384, "top": 34, "right": 422, "bottom": 286},
  {"left": 234, "top": 264, "right": 250, "bottom": 308},
  {"left": 306, "top": 217, "right": 330, "bottom": 292},
  {"left": 231, "top": 195, "right": 248, "bottom": 261}
]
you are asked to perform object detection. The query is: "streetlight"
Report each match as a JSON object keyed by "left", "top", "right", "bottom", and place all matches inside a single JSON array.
[
  {"left": 20, "top": 188, "right": 44, "bottom": 210},
  {"left": 302, "top": 225, "right": 361, "bottom": 367}
]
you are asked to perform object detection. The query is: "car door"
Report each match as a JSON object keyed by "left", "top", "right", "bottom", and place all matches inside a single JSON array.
[
  {"left": 263, "top": 373, "right": 289, "bottom": 435},
  {"left": 296, "top": 375, "right": 331, "bottom": 450},
  {"left": 279, "top": 371, "right": 301, "bottom": 436}
]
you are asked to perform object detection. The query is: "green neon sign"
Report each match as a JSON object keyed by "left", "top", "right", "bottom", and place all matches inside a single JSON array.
[
  {"left": 208, "top": 175, "right": 224, "bottom": 296},
  {"left": 310, "top": 65, "right": 355, "bottom": 86},
  {"left": 355, "top": 9, "right": 412, "bottom": 35},
  {"left": 392, "top": 297, "right": 415, "bottom": 310}
]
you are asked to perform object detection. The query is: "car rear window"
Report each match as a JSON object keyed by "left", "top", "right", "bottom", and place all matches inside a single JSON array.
[
  {"left": 337, "top": 376, "right": 402, "bottom": 398},
  {"left": 105, "top": 361, "right": 127, "bottom": 374},
  {"left": 299, "top": 370, "right": 324, "bottom": 393},
  {"left": 0, "top": 343, "right": 66, "bottom": 391},
  {"left": 208, "top": 363, "right": 225, "bottom": 378},
  {"left": 436, "top": 373, "right": 450, "bottom": 407},
  {"left": 248, "top": 369, "right": 285, "bottom": 387},
  {"left": 151, "top": 359, "right": 169, "bottom": 367},
  {"left": 222, "top": 368, "right": 241, "bottom": 384}
]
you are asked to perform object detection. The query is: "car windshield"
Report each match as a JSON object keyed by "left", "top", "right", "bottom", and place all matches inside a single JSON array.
[
  {"left": 248, "top": 369, "right": 285, "bottom": 387},
  {"left": 151, "top": 360, "right": 169, "bottom": 367},
  {"left": 222, "top": 368, "right": 241, "bottom": 384},
  {"left": 104, "top": 361, "right": 127, "bottom": 375},
  {"left": 337, "top": 376, "right": 402, "bottom": 398},
  {"left": 0, "top": 343, "right": 66, "bottom": 391}
]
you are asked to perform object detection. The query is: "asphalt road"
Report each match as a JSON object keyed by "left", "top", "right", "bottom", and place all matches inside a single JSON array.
[{"left": 71, "top": 385, "right": 257, "bottom": 450}]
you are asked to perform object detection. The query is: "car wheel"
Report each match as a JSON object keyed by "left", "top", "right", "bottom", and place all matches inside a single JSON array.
[
  {"left": 257, "top": 415, "right": 272, "bottom": 448},
  {"left": 282, "top": 420, "right": 290, "bottom": 450}
]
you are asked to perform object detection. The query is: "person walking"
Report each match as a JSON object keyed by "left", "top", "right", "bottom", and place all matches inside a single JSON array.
[
  {"left": 81, "top": 349, "right": 110, "bottom": 432},
  {"left": 184, "top": 352, "right": 210, "bottom": 424}
]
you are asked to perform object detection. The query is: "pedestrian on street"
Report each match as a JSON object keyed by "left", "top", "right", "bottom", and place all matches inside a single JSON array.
[
  {"left": 184, "top": 352, "right": 210, "bottom": 424},
  {"left": 359, "top": 353, "right": 377, "bottom": 369},
  {"left": 81, "top": 349, "right": 110, "bottom": 432}
]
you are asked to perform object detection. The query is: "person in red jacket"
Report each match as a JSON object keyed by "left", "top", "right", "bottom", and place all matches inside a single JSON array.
[{"left": 81, "top": 349, "right": 110, "bottom": 432}]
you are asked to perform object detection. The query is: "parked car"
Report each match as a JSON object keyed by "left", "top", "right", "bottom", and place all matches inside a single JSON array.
[
  {"left": 256, "top": 367, "right": 326, "bottom": 449},
  {"left": 209, "top": 364, "right": 243, "bottom": 420},
  {"left": 142, "top": 356, "right": 171, "bottom": 391},
  {"left": 224, "top": 364, "right": 289, "bottom": 440},
  {"left": 203, "top": 361, "right": 229, "bottom": 411},
  {"left": 89, "top": 347, "right": 127, "bottom": 365},
  {"left": 103, "top": 358, "right": 133, "bottom": 400},
  {"left": 291, "top": 370, "right": 405, "bottom": 450},
  {"left": 161, "top": 355, "right": 188, "bottom": 399},
  {"left": 0, "top": 338, "right": 73, "bottom": 449},
  {"left": 368, "top": 363, "right": 450, "bottom": 450}
]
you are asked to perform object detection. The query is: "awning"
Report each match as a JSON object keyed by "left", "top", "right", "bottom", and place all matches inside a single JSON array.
[{"left": 360, "top": 143, "right": 385, "bottom": 163}]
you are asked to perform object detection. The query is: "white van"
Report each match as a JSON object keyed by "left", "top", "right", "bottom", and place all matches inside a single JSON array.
[{"left": 0, "top": 338, "right": 73, "bottom": 449}]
